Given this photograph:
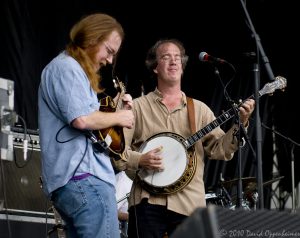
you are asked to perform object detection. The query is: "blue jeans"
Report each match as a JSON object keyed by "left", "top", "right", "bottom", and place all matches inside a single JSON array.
[
  {"left": 51, "top": 175, "right": 119, "bottom": 238},
  {"left": 127, "top": 199, "right": 187, "bottom": 238}
]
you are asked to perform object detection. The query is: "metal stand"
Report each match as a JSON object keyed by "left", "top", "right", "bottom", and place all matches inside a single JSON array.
[
  {"left": 290, "top": 144, "right": 296, "bottom": 213},
  {"left": 232, "top": 104, "right": 256, "bottom": 209},
  {"left": 262, "top": 123, "right": 299, "bottom": 213},
  {"left": 117, "top": 192, "right": 130, "bottom": 204},
  {"left": 253, "top": 61, "right": 264, "bottom": 209},
  {"left": 213, "top": 66, "right": 256, "bottom": 209},
  {"left": 239, "top": 0, "right": 278, "bottom": 209}
]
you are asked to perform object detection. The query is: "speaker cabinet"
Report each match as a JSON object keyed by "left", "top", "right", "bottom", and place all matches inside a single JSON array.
[
  {"left": 216, "top": 206, "right": 300, "bottom": 237},
  {"left": 170, "top": 205, "right": 219, "bottom": 238},
  {"left": 0, "top": 148, "right": 49, "bottom": 212},
  {"left": 171, "top": 205, "right": 300, "bottom": 238}
]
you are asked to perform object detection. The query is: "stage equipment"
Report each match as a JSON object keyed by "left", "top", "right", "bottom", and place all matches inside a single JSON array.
[
  {"left": 223, "top": 176, "right": 284, "bottom": 210},
  {"left": 0, "top": 77, "right": 15, "bottom": 161},
  {"left": 171, "top": 205, "right": 300, "bottom": 238},
  {"left": 239, "top": 0, "right": 287, "bottom": 209},
  {"left": 262, "top": 122, "right": 299, "bottom": 212}
]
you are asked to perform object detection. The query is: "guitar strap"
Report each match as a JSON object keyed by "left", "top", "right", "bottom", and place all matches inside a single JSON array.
[
  {"left": 186, "top": 97, "right": 196, "bottom": 134},
  {"left": 186, "top": 97, "right": 197, "bottom": 168}
]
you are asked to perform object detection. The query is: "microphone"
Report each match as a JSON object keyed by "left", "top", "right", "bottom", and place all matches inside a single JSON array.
[{"left": 199, "top": 52, "right": 228, "bottom": 65}]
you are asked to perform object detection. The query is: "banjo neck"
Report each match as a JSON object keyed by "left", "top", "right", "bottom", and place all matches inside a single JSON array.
[
  {"left": 183, "top": 106, "right": 236, "bottom": 149},
  {"left": 183, "top": 76, "right": 287, "bottom": 149}
]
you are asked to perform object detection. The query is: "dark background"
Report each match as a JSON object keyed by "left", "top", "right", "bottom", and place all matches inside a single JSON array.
[{"left": 0, "top": 0, "right": 299, "bottom": 209}]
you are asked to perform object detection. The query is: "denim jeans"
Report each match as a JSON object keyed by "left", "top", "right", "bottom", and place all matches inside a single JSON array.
[
  {"left": 51, "top": 175, "right": 119, "bottom": 238},
  {"left": 127, "top": 199, "right": 187, "bottom": 238}
]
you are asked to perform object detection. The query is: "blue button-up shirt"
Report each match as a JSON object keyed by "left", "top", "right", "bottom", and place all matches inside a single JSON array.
[{"left": 38, "top": 52, "right": 115, "bottom": 197}]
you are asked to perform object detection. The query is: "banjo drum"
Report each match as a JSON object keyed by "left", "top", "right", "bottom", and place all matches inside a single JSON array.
[{"left": 138, "top": 132, "right": 196, "bottom": 195}]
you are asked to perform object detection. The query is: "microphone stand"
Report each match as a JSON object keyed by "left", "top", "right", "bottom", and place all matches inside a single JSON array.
[
  {"left": 262, "top": 123, "right": 300, "bottom": 213},
  {"left": 253, "top": 61, "right": 264, "bottom": 209},
  {"left": 213, "top": 67, "right": 256, "bottom": 209},
  {"left": 232, "top": 103, "right": 256, "bottom": 209},
  {"left": 239, "top": 0, "right": 278, "bottom": 209},
  {"left": 239, "top": 0, "right": 275, "bottom": 82},
  {"left": 235, "top": 105, "right": 244, "bottom": 209}
]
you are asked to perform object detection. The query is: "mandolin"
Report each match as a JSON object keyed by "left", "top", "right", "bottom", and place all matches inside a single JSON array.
[{"left": 93, "top": 77, "right": 126, "bottom": 161}]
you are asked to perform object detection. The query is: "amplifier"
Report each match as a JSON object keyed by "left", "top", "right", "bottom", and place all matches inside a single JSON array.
[
  {"left": 11, "top": 127, "right": 40, "bottom": 151},
  {"left": 0, "top": 148, "right": 47, "bottom": 212},
  {"left": 1, "top": 128, "right": 45, "bottom": 213}
]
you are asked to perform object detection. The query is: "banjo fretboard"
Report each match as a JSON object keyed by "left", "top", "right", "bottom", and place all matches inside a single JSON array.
[{"left": 183, "top": 76, "right": 286, "bottom": 148}]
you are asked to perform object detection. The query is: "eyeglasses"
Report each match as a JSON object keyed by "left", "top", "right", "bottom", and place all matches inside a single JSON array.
[
  {"left": 103, "top": 42, "right": 116, "bottom": 58},
  {"left": 159, "top": 54, "right": 183, "bottom": 63}
]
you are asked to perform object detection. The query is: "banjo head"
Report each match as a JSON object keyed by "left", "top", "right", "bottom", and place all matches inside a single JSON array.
[{"left": 138, "top": 132, "right": 196, "bottom": 194}]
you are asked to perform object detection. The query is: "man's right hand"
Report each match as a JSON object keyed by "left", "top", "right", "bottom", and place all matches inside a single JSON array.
[
  {"left": 139, "top": 146, "right": 164, "bottom": 171},
  {"left": 117, "top": 110, "right": 134, "bottom": 129}
]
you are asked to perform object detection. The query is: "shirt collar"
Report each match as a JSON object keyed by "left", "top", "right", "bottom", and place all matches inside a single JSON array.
[{"left": 153, "top": 87, "right": 187, "bottom": 106}]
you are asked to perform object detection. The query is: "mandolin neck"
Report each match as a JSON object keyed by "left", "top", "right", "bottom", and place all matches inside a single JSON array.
[
  {"left": 113, "top": 77, "right": 126, "bottom": 110},
  {"left": 115, "top": 91, "right": 125, "bottom": 110}
]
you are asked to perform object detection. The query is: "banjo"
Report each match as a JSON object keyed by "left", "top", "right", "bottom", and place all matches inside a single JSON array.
[{"left": 137, "top": 76, "right": 287, "bottom": 195}]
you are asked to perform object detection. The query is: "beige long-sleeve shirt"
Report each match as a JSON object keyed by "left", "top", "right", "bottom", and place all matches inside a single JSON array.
[{"left": 122, "top": 89, "right": 240, "bottom": 216}]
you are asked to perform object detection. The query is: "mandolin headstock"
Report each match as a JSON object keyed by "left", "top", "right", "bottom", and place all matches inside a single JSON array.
[{"left": 113, "top": 76, "right": 126, "bottom": 96}]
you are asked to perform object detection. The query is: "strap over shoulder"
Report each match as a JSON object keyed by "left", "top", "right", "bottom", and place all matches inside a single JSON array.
[{"left": 186, "top": 97, "right": 196, "bottom": 134}]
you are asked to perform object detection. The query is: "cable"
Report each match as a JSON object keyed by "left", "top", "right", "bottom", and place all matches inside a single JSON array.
[{"left": 131, "top": 172, "right": 140, "bottom": 238}]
